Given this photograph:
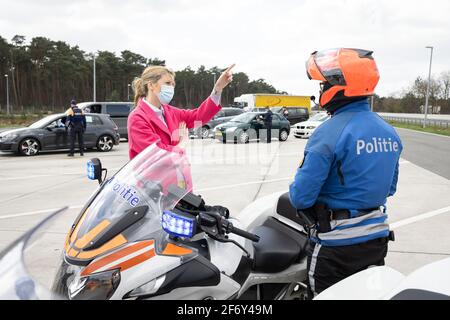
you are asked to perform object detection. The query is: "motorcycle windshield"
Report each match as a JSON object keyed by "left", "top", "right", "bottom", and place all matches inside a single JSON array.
[
  {"left": 65, "top": 143, "right": 192, "bottom": 263},
  {"left": 0, "top": 144, "right": 193, "bottom": 300}
]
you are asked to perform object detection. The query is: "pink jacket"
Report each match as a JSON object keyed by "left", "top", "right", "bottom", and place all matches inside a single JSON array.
[
  {"left": 128, "top": 97, "right": 221, "bottom": 159},
  {"left": 127, "top": 98, "right": 221, "bottom": 192}
]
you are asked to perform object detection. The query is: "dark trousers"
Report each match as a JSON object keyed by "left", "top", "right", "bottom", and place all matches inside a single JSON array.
[
  {"left": 306, "top": 237, "right": 388, "bottom": 299},
  {"left": 69, "top": 127, "right": 84, "bottom": 155},
  {"left": 266, "top": 126, "right": 272, "bottom": 143}
]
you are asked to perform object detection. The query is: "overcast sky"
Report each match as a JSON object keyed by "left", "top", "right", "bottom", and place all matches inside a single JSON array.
[{"left": 1, "top": 0, "right": 449, "bottom": 97}]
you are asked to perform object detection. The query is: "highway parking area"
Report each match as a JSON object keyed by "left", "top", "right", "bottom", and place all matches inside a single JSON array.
[{"left": 0, "top": 131, "right": 449, "bottom": 278}]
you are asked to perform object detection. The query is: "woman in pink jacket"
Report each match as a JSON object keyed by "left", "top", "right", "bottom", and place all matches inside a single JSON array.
[{"left": 128, "top": 64, "right": 234, "bottom": 191}]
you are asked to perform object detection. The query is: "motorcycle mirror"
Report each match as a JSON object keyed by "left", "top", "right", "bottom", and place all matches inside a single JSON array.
[
  {"left": 87, "top": 158, "right": 104, "bottom": 184},
  {"left": 310, "top": 96, "right": 321, "bottom": 108}
]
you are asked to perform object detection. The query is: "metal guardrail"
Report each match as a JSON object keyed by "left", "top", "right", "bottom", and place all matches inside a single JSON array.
[{"left": 381, "top": 116, "right": 450, "bottom": 128}]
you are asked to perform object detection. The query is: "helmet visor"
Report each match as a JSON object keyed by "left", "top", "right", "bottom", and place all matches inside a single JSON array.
[{"left": 307, "top": 48, "right": 346, "bottom": 86}]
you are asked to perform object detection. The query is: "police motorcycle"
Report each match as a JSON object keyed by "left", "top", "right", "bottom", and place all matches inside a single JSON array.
[
  {"left": 314, "top": 257, "right": 450, "bottom": 300},
  {"left": 0, "top": 143, "right": 310, "bottom": 300}
]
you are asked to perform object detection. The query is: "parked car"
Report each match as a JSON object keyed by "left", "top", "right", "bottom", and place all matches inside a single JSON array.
[
  {"left": 292, "top": 112, "right": 331, "bottom": 139},
  {"left": 271, "top": 107, "right": 310, "bottom": 125},
  {"left": 214, "top": 112, "right": 291, "bottom": 143},
  {"left": 190, "top": 107, "right": 244, "bottom": 139},
  {"left": 77, "top": 102, "right": 133, "bottom": 139},
  {"left": 0, "top": 113, "right": 120, "bottom": 156}
]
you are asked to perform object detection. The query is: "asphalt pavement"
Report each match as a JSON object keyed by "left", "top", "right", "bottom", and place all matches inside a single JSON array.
[
  {"left": 395, "top": 127, "right": 450, "bottom": 179},
  {"left": 0, "top": 129, "right": 449, "bottom": 287}
]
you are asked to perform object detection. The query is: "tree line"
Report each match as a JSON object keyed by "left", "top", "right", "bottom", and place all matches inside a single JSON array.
[
  {"left": 1, "top": 34, "right": 449, "bottom": 114},
  {"left": 0, "top": 35, "right": 279, "bottom": 113},
  {"left": 373, "top": 72, "right": 450, "bottom": 114}
]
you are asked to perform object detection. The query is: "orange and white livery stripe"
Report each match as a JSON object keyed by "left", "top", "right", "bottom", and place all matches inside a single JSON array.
[{"left": 81, "top": 240, "right": 155, "bottom": 277}]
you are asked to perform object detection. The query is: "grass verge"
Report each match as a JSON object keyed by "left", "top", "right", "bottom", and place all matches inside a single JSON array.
[
  {"left": 0, "top": 114, "right": 43, "bottom": 128},
  {"left": 388, "top": 120, "right": 450, "bottom": 137}
]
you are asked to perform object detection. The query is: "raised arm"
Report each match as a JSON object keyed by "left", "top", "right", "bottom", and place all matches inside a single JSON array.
[{"left": 173, "top": 64, "right": 235, "bottom": 129}]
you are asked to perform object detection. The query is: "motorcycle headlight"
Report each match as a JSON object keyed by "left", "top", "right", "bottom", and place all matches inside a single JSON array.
[
  {"left": 68, "top": 269, "right": 120, "bottom": 300},
  {"left": 124, "top": 275, "right": 166, "bottom": 299}
]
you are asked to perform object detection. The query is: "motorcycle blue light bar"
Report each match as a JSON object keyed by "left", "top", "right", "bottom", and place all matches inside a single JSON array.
[
  {"left": 87, "top": 161, "right": 96, "bottom": 180},
  {"left": 162, "top": 210, "right": 196, "bottom": 238}
]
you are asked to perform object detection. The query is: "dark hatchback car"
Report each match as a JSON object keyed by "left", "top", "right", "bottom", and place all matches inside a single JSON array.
[
  {"left": 190, "top": 107, "right": 244, "bottom": 139},
  {"left": 0, "top": 113, "right": 120, "bottom": 156},
  {"left": 271, "top": 107, "right": 309, "bottom": 125},
  {"left": 214, "top": 112, "right": 291, "bottom": 143}
]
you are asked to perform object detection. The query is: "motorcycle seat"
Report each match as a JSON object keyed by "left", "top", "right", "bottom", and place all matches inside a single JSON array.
[
  {"left": 252, "top": 218, "right": 307, "bottom": 273},
  {"left": 276, "top": 192, "right": 307, "bottom": 227}
]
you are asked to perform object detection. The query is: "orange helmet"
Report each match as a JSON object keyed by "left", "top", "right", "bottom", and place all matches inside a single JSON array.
[{"left": 306, "top": 48, "right": 380, "bottom": 109}]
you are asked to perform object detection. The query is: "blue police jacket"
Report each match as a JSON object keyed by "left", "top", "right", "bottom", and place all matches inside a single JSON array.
[
  {"left": 67, "top": 106, "right": 87, "bottom": 129},
  {"left": 289, "top": 99, "right": 402, "bottom": 246}
]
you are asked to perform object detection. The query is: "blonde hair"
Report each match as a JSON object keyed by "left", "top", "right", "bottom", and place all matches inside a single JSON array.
[{"left": 132, "top": 66, "right": 175, "bottom": 105}]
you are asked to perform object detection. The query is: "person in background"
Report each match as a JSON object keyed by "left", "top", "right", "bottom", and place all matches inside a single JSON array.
[
  {"left": 282, "top": 107, "right": 289, "bottom": 119},
  {"left": 264, "top": 109, "right": 273, "bottom": 143},
  {"left": 66, "top": 99, "right": 86, "bottom": 157}
]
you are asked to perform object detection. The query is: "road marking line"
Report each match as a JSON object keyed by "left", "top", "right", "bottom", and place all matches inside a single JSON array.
[
  {"left": 0, "top": 158, "right": 422, "bottom": 220},
  {"left": 196, "top": 177, "right": 292, "bottom": 192},
  {"left": 1, "top": 175, "right": 54, "bottom": 181},
  {"left": 0, "top": 205, "right": 83, "bottom": 220},
  {"left": 0, "top": 168, "right": 123, "bottom": 181},
  {"left": 390, "top": 205, "right": 450, "bottom": 230},
  {"left": 396, "top": 127, "right": 450, "bottom": 139},
  {"left": 1, "top": 173, "right": 81, "bottom": 181}
]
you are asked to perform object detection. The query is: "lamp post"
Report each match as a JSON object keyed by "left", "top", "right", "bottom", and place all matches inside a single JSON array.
[
  {"left": 4, "top": 74, "right": 9, "bottom": 115},
  {"left": 93, "top": 53, "right": 97, "bottom": 102},
  {"left": 127, "top": 83, "right": 131, "bottom": 101},
  {"left": 424, "top": 46, "right": 433, "bottom": 128}
]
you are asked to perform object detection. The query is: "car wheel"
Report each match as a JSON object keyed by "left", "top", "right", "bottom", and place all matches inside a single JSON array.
[
  {"left": 197, "top": 126, "right": 210, "bottom": 139},
  {"left": 279, "top": 129, "right": 289, "bottom": 141},
  {"left": 18, "top": 138, "right": 40, "bottom": 156},
  {"left": 97, "top": 135, "right": 114, "bottom": 152},
  {"left": 238, "top": 131, "right": 250, "bottom": 144}
]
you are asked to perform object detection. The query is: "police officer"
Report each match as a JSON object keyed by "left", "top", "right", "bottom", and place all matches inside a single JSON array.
[
  {"left": 264, "top": 109, "right": 273, "bottom": 143},
  {"left": 289, "top": 48, "right": 402, "bottom": 298},
  {"left": 66, "top": 100, "right": 86, "bottom": 157}
]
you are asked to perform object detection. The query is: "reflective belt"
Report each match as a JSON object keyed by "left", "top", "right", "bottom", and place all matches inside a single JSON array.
[{"left": 311, "top": 208, "right": 391, "bottom": 247}]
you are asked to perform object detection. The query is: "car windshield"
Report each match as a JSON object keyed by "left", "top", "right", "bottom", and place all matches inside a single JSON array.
[
  {"left": 28, "top": 115, "right": 62, "bottom": 129},
  {"left": 229, "top": 113, "right": 257, "bottom": 123},
  {"left": 309, "top": 113, "right": 330, "bottom": 122}
]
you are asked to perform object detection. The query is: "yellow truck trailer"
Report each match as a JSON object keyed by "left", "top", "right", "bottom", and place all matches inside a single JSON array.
[{"left": 234, "top": 94, "right": 311, "bottom": 111}]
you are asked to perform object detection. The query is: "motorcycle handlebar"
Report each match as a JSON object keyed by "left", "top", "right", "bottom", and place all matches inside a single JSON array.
[{"left": 228, "top": 224, "right": 260, "bottom": 242}]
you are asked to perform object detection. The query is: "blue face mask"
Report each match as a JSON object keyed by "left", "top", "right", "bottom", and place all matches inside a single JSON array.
[{"left": 157, "top": 85, "right": 175, "bottom": 105}]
